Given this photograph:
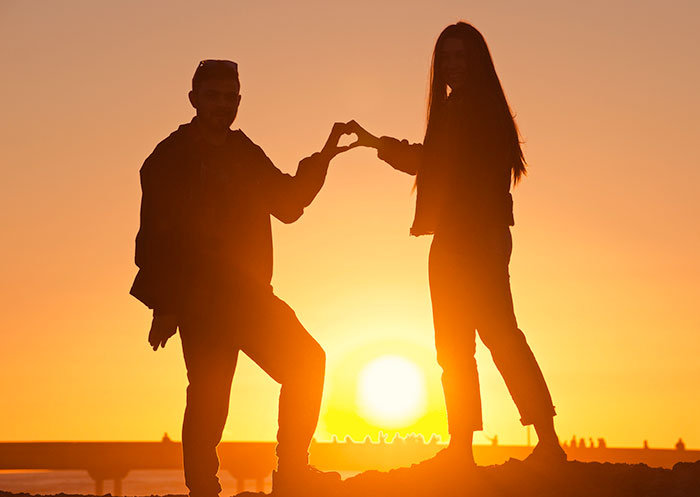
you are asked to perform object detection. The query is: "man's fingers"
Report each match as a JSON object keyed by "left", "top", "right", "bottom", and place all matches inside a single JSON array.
[
  {"left": 327, "top": 123, "right": 349, "bottom": 146},
  {"left": 151, "top": 332, "right": 169, "bottom": 351},
  {"left": 148, "top": 316, "right": 177, "bottom": 352},
  {"left": 150, "top": 331, "right": 161, "bottom": 351},
  {"left": 149, "top": 331, "right": 159, "bottom": 351},
  {"left": 334, "top": 121, "right": 350, "bottom": 133}
]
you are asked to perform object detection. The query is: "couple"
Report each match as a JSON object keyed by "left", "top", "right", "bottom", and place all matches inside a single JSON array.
[{"left": 130, "top": 22, "right": 565, "bottom": 497}]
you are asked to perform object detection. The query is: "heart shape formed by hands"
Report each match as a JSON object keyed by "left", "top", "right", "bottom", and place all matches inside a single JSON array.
[
  {"left": 320, "top": 120, "right": 380, "bottom": 158},
  {"left": 344, "top": 120, "right": 379, "bottom": 149},
  {"left": 337, "top": 132, "right": 359, "bottom": 149}
]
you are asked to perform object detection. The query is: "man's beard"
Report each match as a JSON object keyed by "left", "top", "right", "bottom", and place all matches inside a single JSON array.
[{"left": 205, "top": 113, "right": 235, "bottom": 131}]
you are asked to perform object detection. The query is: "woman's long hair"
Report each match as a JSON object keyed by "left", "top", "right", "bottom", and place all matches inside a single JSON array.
[{"left": 425, "top": 22, "right": 527, "bottom": 184}]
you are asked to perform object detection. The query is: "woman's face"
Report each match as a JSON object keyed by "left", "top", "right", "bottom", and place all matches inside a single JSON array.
[{"left": 439, "top": 37, "right": 467, "bottom": 91}]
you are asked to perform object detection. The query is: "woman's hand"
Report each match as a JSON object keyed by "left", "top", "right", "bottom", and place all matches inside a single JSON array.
[{"left": 346, "top": 120, "right": 381, "bottom": 149}]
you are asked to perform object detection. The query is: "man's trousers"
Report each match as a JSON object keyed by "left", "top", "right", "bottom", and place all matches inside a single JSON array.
[{"left": 178, "top": 289, "right": 325, "bottom": 497}]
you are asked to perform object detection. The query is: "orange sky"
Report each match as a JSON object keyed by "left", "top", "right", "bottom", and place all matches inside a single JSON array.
[{"left": 1, "top": 1, "right": 699, "bottom": 449}]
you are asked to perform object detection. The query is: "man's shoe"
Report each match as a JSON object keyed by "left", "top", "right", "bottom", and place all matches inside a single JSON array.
[
  {"left": 410, "top": 446, "right": 476, "bottom": 473},
  {"left": 523, "top": 441, "right": 568, "bottom": 465},
  {"left": 272, "top": 465, "right": 342, "bottom": 495}
]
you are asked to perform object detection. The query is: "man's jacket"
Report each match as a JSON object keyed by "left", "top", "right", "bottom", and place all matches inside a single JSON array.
[{"left": 130, "top": 119, "right": 330, "bottom": 314}]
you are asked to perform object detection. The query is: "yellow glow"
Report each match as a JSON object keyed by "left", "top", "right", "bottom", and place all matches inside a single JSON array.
[
  {"left": 357, "top": 355, "right": 427, "bottom": 427},
  {"left": 2, "top": 2, "right": 699, "bottom": 450}
]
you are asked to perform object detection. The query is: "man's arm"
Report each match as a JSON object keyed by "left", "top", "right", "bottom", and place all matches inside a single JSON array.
[
  {"left": 130, "top": 143, "right": 182, "bottom": 350},
  {"left": 131, "top": 148, "right": 181, "bottom": 310},
  {"left": 248, "top": 123, "right": 351, "bottom": 223}
]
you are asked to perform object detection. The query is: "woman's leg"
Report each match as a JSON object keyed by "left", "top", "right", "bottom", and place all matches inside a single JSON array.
[
  {"left": 472, "top": 228, "right": 562, "bottom": 456},
  {"left": 429, "top": 236, "right": 481, "bottom": 459}
]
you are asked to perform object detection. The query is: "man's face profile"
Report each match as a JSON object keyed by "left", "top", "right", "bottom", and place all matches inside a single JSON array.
[{"left": 189, "top": 78, "right": 241, "bottom": 131}]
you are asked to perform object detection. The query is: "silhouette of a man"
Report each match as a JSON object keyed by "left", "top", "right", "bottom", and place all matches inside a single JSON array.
[{"left": 130, "top": 60, "right": 348, "bottom": 496}]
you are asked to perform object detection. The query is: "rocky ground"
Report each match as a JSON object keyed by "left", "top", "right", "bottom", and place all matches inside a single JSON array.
[
  {"left": 331, "top": 458, "right": 700, "bottom": 497},
  {"left": 2, "top": 459, "right": 699, "bottom": 497},
  {"left": 253, "top": 458, "right": 700, "bottom": 497}
]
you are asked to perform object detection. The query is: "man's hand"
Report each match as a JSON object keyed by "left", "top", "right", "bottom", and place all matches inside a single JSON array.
[
  {"left": 319, "top": 122, "right": 355, "bottom": 160},
  {"left": 148, "top": 314, "right": 178, "bottom": 351}
]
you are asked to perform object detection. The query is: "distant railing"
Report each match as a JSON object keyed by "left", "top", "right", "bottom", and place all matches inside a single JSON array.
[
  {"left": 0, "top": 441, "right": 273, "bottom": 495},
  {"left": 1, "top": 438, "right": 698, "bottom": 495}
]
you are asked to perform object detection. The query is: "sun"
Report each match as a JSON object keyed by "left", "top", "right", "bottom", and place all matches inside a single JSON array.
[{"left": 356, "top": 355, "right": 427, "bottom": 427}]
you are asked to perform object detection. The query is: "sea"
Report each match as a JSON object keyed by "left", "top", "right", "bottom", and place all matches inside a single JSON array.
[
  {"left": 0, "top": 470, "right": 360, "bottom": 496},
  {"left": 0, "top": 469, "right": 257, "bottom": 495}
]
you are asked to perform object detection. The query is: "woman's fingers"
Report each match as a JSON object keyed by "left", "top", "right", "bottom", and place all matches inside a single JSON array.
[{"left": 346, "top": 120, "right": 379, "bottom": 148}]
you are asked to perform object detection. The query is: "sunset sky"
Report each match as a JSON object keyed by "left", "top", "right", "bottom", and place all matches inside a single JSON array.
[{"left": 1, "top": 0, "right": 699, "bottom": 449}]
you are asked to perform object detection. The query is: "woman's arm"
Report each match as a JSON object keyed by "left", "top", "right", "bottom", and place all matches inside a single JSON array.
[
  {"left": 376, "top": 136, "right": 422, "bottom": 176},
  {"left": 347, "top": 120, "right": 422, "bottom": 176}
]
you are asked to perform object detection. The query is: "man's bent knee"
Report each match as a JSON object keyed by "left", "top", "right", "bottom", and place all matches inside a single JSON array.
[{"left": 306, "top": 340, "right": 326, "bottom": 377}]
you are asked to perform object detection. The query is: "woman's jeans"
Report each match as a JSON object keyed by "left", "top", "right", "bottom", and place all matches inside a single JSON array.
[{"left": 429, "top": 227, "right": 556, "bottom": 439}]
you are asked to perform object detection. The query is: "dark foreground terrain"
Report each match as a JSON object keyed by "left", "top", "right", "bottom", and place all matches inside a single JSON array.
[
  {"left": 2, "top": 459, "right": 699, "bottom": 497},
  {"left": 330, "top": 458, "right": 700, "bottom": 497}
]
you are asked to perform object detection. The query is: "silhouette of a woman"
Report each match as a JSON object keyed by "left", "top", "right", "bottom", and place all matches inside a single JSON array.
[{"left": 348, "top": 22, "right": 565, "bottom": 465}]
